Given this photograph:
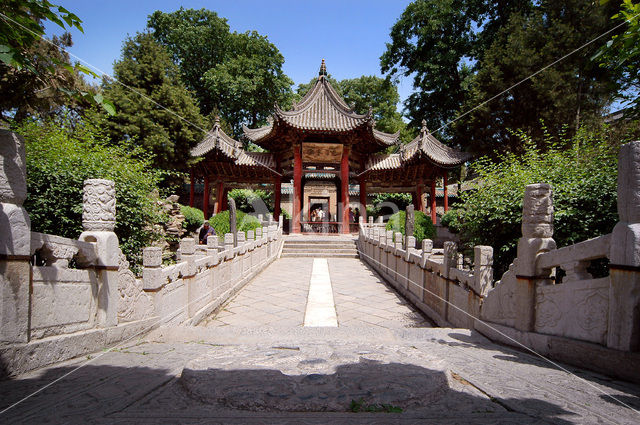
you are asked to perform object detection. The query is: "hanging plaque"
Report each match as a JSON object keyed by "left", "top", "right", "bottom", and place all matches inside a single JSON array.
[{"left": 302, "top": 143, "right": 343, "bottom": 164}]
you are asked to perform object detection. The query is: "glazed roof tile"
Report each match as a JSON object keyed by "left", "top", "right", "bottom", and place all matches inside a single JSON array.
[
  {"left": 401, "top": 125, "right": 472, "bottom": 167},
  {"left": 191, "top": 119, "right": 276, "bottom": 171}
]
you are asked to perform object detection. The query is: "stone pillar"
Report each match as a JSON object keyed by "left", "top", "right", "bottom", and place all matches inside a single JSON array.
[
  {"left": 474, "top": 246, "right": 493, "bottom": 297},
  {"left": 274, "top": 175, "right": 281, "bottom": 221},
  {"left": 189, "top": 169, "right": 195, "bottom": 207},
  {"left": 142, "top": 247, "right": 163, "bottom": 290},
  {"left": 442, "top": 241, "right": 457, "bottom": 320},
  {"left": 359, "top": 176, "right": 367, "bottom": 222},
  {"left": 293, "top": 144, "right": 302, "bottom": 234},
  {"left": 229, "top": 198, "right": 237, "bottom": 247},
  {"left": 203, "top": 176, "right": 210, "bottom": 219},
  {"left": 405, "top": 205, "right": 415, "bottom": 249},
  {"left": 79, "top": 179, "right": 120, "bottom": 328},
  {"left": 514, "top": 183, "right": 556, "bottom": 332},
  {"left": 608, "top": 141, "right": 640, "bottom": 351},
  {"left": 0, "top": 130, "right": 31, "bottom": 343},
  {"left": 341, "top": 145, "right": 350, "bottom": 234}
]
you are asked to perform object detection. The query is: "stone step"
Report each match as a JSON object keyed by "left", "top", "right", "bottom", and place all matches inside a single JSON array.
[
  {"left": 282, "top": 247, "right": 357, "bottom": 253},
  {"left": 284, "top": 241, "right": 357, "bottom": 247},
  {"left": 280, "top": 252, "right": 359, "bottom": 258}
]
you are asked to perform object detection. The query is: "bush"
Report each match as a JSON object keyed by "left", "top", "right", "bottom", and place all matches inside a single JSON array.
[
  {"left": 17, "top": 115, "right": 166, "bottom": 267},
  {"left": 372, "top": 193, "right": 411, "bottom": 219},
  {"left": 210, "top": 210, "right": 262, "bottom": 237},
  {"left": 180, "top": 205, "right": 204, "bottom": 233},
  {"left": 442, "top": 125, "right": 623, "bottom": 276},
  {"left": 385, "top": 210, "right": 436, "bottom": 244},
  {"left": 228, "top": 188, "right": 272, "bottom": 214}
]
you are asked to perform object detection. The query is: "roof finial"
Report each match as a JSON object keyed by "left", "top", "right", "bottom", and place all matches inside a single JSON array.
[
  {"left": 215, "top": 115, "right": 221, "bottom": 127},
  {"left": 319, "top": 59, "right": 327, "bottom": 77},
  {"left": 421, "top": 119, "right": 429, "bottom": 135}
]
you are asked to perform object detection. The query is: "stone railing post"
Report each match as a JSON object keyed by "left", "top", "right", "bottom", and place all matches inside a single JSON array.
[
  {"left": 405, "top": 205, "right": 415, "bottom": 249},
  {"left": 514, "top": 183, "right": 556, "bottom": 332},
  {"left": 79, "top": 179, "right": 120, "bottom": 327},
  {"left": 608, "top": 141, "right": 640, "bottom": 351},
  {"left": 142, "top": 247, "right": 163, "bottom": 290},
  {"left": 442, "top": 241, "right": 457, "bottom": 320},
  {"left": 0, "top": 130, "right": 31, "bottom": 343},
  {"left": 474, "top": 246, "right": 493, "bottom": 297},
  {"left": 224, "top": 233, "right": 234, "bottom": 252},
  {"left": 180, "top": 237, "right": 196, "bottom": 276},
  {"left": 421, "top": 239, "right": 433, "bottom": 265}
]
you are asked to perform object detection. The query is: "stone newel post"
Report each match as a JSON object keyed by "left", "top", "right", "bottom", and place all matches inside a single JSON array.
[
  {"left": 79, "top": 179, "right": 120, "bottom": 327},
  {"left": 0, "top": 130, "right": 31, "bottom": 343},
  {"left": 608, "top": 141, "right": 640, "bottom": 351},
  {"left": 514, "top": 183, "right": 556, "bottom": 332}
]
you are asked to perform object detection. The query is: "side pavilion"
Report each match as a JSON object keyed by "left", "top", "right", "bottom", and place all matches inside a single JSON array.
[{"left": 189, "top": 60, "right": 472, "bottom": 234}]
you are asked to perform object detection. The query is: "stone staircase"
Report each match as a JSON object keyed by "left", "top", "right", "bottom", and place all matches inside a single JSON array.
[{"left": 281, "top": 236, "right": 359, "bottom": 258}]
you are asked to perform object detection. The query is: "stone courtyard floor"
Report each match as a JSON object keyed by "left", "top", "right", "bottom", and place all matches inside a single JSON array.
[{"left": 1, "top": 257, "right": 640, "bottom": 423}]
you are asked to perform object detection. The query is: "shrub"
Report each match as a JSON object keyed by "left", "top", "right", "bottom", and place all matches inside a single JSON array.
[
  {"left": 228, "top": 188, "right": 272, "bottom": 214},
  {"left": 17, "top": 115, "right": 166, "bottom": 267},
  {"left": 210, "top": 210, "right": 262, "bottom": 237},
  {"left": 372, "top": 193, "right": 411, "bottom": 219},
  {"left": 442, "top": 125, "right": 622, "bottom": 276},
  {"left": 180, "top": 205, "right": 204, "bottom": 233},
  {"left": 385, "top": 210, "right": 436, "bottom": 244}
]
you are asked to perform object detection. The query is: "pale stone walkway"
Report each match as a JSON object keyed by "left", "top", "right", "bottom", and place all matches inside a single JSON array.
[{"left": 201, "top": 257, "right": 431, "bottom": 329}]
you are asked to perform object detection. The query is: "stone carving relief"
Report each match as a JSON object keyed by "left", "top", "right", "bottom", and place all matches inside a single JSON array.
[
  {"left": 82, "top": 179, "right": 116, "bottom": 231},
  {"left": 302, "top": 142, "right": 343, "bottom": 163},
  {"left": 118, "top": 252, "right": 153, "bottom": 323}
]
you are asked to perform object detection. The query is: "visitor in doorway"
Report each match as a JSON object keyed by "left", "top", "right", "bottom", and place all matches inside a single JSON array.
[
  {"left": 199, "top": 220, "right": 215, "bottom": 244},
  {"left": 317, "top": 208, "right": 325, "bottom": 221},
  {"left": 354, "top": 207, "right": 360, "bottom": 223},
  {"left": 348, "top": 207, "right": 354, "bottom": 223}
]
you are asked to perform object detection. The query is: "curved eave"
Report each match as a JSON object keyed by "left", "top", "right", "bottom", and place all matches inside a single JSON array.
[
  {"left": 372, "top": 128, "right": 400, "bottom": 146},
  {"left": 191, "top": 125, "right": 240, "bottom": 160},
  {"left": 242, "top": 123, "right": 274, "bottom": 143},
  {"left": 402, "top": 132, "right": 473, "bottom": 168}
]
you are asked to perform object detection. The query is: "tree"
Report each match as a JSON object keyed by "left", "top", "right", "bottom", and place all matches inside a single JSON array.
[
  {"left": 147, "top": 8, "right": 293, "bottom": 134},
  {"left": 441, "top": 122, "right": 625, "bottom": 276},
  {"left": 202, "top": 31, "right": 293, "bottom": 133},
  {"left": 596, "top": 0, "right": 640, "bottom": 116},
  {"left": 381, "top": 0, "right": 621, "bottom": 152},
  {"left": 0, "top": 0, "right": 112, "bottom": 121},
  {"left": 101, "top": 32, "right": 207, "bottom": 174},
  {"left": 455, "top": 1, "right": 621, "bottom": 155},
  {"left": 17, "top": 114, "right": 166, "bottom": 268}
]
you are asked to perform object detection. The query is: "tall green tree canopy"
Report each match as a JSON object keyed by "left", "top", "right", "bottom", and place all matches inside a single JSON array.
[
  {"left": 382, "top": 0, "right": 622, "bottom": 154},
  {"left": 101, "top": 32, "right": 207, "bottom": 173},
  {"left": 596, "top": 0, "right": 640, "bottom": 116},
  {"left": 147, "top": 7, "right": 293, "bottom": 134}
]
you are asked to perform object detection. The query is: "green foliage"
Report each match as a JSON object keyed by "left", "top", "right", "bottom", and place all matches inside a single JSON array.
[
  {"left": 349, "top": 398, "right": 403, "bottom": 413},
  {"left": 147, "top": 8, "right": 293, "bottom": 134},
  {"left": 209, "top": 210, "right": 262, "bottom": 237},
  {"left": 17, "top": 115, "right": 165, "bottom": 266},
  {"left": 228, "top": 189, "right": 273, "bottom": 214},
  {"left": 386, "top": 210, "right": 436, "bottom": 244},
  {"left": 596, "top": 0, "right": 640, "bottom": 115},
  {"left": 101, "top": 32, "right": 207, "bottom": 174},
  {"left": 0, "top": 1, "right": 114, "bottom": 120},
  {"left": 382, "top": 0, "right": 621, "bottom": 151},
  {"left": 180, "top": 205, "right": 204, "bottom": 233},
  {"left": 372, "top": 193, "right": 412, "bottom": 218},
  {"left": 442, "top": 124, "right": 623, "bottom": 275}
]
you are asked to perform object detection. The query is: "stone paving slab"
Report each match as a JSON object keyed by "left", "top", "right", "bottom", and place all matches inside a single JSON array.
[{"left": 1, "top": 328, "right": 639, "bottom": 423}]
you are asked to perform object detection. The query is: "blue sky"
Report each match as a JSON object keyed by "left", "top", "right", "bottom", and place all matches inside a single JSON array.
[{"left": 46, "top": 0, "right": 415, "bottom": 106}]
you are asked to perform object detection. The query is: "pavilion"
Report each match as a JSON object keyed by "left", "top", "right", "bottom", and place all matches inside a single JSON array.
[{"left": 189, "top": 60, "right": 471, "bottom": 234}]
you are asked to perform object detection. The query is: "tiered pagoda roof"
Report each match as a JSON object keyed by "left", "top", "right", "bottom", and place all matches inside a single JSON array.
[{"left": 243, "top": 60, "right": 400, "bottom": 153}]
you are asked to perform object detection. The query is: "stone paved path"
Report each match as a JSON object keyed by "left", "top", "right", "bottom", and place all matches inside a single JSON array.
[
  {"left": 201, "top": 257, "right": 431, "bottom": 329},
  {"left": 1, "top": 257, "right": 640, "bottom": 424}
]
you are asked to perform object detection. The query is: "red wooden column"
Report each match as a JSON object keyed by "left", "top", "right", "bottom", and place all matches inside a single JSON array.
[
  {"left": 443, "top": 172, "right": 449, "bottom": 212},
  {"left": 341, "top": 146, "right": 350, "bottom": 233},
  {"left": 416, "top": 182, "right": 425, "bottom": 212},
  {"left": 293, "top": 145, "right": 302, "bottom": 233},
  {"left": 189, "top": 169, "right": 195, "bottom": 207},
  {"left": 203, "top": 176, "right": 210, "bottom": 219},
  {"left": 215, "top": 181, "right": 224, "bottom": 213},
  {"left": 430, "top": 179, "right": 437, "bottom": 224},
  {"left": 221, "top": 188, "right": 229, "bottom": 211},
  {"left": 358, "top": 177, "right": 367, "bottom": 222},
  {"left": 274, "top": 174, "right": 281, "bottom": 220}
]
